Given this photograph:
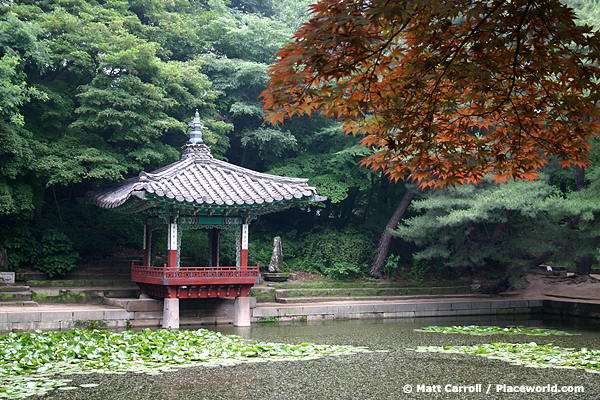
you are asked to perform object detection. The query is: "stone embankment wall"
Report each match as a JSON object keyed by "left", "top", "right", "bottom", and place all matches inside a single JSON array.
[{"left": 1, "top": 299, "right": 599, "bottom": 333}]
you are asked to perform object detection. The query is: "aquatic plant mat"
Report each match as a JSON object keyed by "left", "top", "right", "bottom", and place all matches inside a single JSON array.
[
  {"left": 415, "top": 325, "right": 576, "bottom": 336},
  {"left": 0, "top": 328, "right": 368, "bottom": 399},
  {"left": 414, "top": 325, "right": 599, "bottom": 374}
]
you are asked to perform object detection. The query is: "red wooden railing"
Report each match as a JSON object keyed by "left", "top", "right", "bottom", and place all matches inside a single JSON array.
[{"left": 131, "top": 264, "right": 260, "bottom": 298}]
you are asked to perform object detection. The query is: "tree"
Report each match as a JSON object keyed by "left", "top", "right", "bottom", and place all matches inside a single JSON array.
[{"left": 261, "top": 0, "right": 600, "bottom": 189}]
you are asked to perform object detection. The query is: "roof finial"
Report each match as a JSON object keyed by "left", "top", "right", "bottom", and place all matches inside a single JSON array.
[{"left": 188, "top": 109, "right": 205, "bottom": 144}]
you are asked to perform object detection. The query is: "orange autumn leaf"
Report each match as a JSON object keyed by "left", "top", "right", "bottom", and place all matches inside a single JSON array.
[{"left": 261, "top": 0, "right": 600, "bottom": 189}]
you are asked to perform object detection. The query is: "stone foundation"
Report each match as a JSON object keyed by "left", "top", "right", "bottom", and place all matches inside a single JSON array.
[{"left": 1, "top": 298, "right": 599, "bottom": 333}]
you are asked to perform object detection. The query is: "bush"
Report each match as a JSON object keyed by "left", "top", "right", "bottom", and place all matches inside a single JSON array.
[
  {"left": 36, "top": 230, "right": 79, "bottom": 277},
  {"left": 322, "top": 262, "right": 363, "bottom": 281},
  {"left": 298, "top": 227, "right": 375, "bottom": 279},
  {"left": 4, "top": 228, "right": 79, "bottom": 277}
]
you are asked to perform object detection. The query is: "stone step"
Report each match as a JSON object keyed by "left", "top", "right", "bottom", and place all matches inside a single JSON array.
[
  {"left": 27, "top": 279, "right": 134, "bottom": 288},
  {"left": 95, "top": 259, "right": 142, "bottom": 269},
  {"left": 0, "top": 291, "right": 33, "bottom": 302},
  {"left": 67, "top": 265, "right": 133, "bottom": 273},
  {"left": 62, "top": 272, "right": 132, "bottom": 281},
  {"left": 274, "top": 286, "right": 472, "bottom": 300},
  {"left": 16, "top": 271, "right": 49, "bottom": 282},
  {"left": 275, "top": 294, "right": 493, "bottom": 304},
  {"left": 0, "top": 285, "right": 31, "bottom": 293},
  {"left": 0, "top": 301, "right": 38, "bottom": 307},
  {"left": 30, "top": 287, "right": 140, "bottom": 303}
]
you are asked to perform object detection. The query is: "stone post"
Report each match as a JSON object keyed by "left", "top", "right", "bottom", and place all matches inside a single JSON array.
[
  {"left": 162, "top": 298, "right": 180, "bottom": 329},
  {"left": 234, "top": 297, "right": 251, "bottom": 327}
]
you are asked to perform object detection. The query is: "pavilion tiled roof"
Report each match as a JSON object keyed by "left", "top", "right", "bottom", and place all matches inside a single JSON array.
[{"left": 87, "top": 112, "right": 324, "bottom": 211}]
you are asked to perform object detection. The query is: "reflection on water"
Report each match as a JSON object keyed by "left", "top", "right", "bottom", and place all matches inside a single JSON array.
[{"left": 44, "top": 315, "right": 600, "bottom": 400}]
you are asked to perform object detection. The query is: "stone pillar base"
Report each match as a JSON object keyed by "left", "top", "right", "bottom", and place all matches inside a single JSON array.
[
  {"left": 162, "top": 298, "right": 180, "bottom": 329},
  {"left": 234, "top": 297, "right": 251, "bottom": 327}
]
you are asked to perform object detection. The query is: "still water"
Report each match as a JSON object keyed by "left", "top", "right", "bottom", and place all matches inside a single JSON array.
[{"left": 46, "top": 315, "right": 600, "bottom": 400}]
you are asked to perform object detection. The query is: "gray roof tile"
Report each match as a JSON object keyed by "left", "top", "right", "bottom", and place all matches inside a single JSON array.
[{"left": 87, "top": 143, "right": 323, "bottom": 210}]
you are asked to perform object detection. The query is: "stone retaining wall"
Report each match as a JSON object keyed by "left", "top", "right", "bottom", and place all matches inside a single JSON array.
[
  {"left": 0, "top": 308, "right": 134, "bottom": 332},
  {"left": 252, "top": 299, "right": 544, "bottom": 322},
  {"left": 1, "top": 298, "right": 599, "bottom": 333}
]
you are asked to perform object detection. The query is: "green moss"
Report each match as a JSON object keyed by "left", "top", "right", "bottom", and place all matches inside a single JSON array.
[
  {"left": 73, "top": 320, "right": 103, "bottom": 330},
  {"left": 258, "top": 316, "right": 279, "bottom": 323},
  {"left": 248, "top": 288, "right": 276, "bottom": 302},
  {"left": 31, "top": 291, "right": 100, "bottom": 303},
  {"left": 275, "top": 280, "right": 473, "bottom": 289}
]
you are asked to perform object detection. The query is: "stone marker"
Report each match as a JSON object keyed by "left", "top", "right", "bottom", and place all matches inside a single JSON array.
[
  {"left": 0, "top": 271, "right": 15, "bottom": 285},
  {"left": 268, "top": 236, "right": 283, "bottom": 273}
]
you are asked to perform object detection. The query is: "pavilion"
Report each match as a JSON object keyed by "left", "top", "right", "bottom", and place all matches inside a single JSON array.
[{"left": 87, "top": 111, "right": 325, "bottom": 327}]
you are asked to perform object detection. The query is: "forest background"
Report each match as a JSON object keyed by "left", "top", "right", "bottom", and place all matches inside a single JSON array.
[{"left": 0, "top": 0, "right": 599, "bottom": 285}]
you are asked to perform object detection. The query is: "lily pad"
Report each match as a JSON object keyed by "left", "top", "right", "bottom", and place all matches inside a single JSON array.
[{"left": 0, "top": 328, "right": 367, "bottom": 399}]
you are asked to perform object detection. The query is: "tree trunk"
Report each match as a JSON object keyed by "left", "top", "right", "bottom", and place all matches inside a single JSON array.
[
  {"left": 576, "top": 166, "right": 585, "bottom": 191},
  {"left": 489, "top": 209, "right": 512, "bottom": 246},
  {"left": 0, "top": 248, "right": 7, "bottom": 270},
  {"left": 370, "top": 189, "right": 415, "bottom": 278}
]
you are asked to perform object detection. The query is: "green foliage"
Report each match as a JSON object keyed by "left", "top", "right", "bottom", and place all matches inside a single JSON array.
[
  {"left": 382, "top": 254, "right": 401, "bottom": 280},
  {"left": 415, "top": 325, "right": 577, "bottom": 336},
  {"left": 4, "top": 228, "right": 78, "bottom": 277},
  {"left": 4, "top": 0, "right": 596, "bottom": 285},
  {"left": 180, "top": 230, "right": 209, "bottom": 265},
  {"left": 204, "top": 2, "right": 294, "bottom": 64},
  {"left": 399, "top": 260, "right": 431, "bottom": 283},
  {"left": 563, "top": 0, "right": 600, "bottom": 30},
  {"left": 0, "top": 328, "right": 367, "bottom": 399},
  {"left": 395, "top": 170, "right": 599, "bottom": 275},
  {"left": 290, "top": 227, "right": 374, "bottom": 279},
  {"left": 321, "top": 262, "right": 363, "bottom": 281},
  {"left": 35, "top": 230, "right": 79, "bottom": 277},
  {"left": 416, "top": 342, "right": 600, "bottom": 373}
]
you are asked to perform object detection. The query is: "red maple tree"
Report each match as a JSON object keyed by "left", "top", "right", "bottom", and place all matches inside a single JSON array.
[{"left": 261, "top": 0, "right": 600, "bottom": 189}]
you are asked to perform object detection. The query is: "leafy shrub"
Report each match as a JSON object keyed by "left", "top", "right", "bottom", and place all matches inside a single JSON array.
[
  {"left": 322, "top": 262, "right": 363, "bottom": 281},
  {"left": 36, "top": 230, "right": 79, "bottom": 277},
  {"left": 4, "top": 228, "right": 78, "bottom": 277},
  {"left": 383, "top": 254, "right": 402, "bottom": 280},
  {"left": 399, "top": 260, "right": 431, "bottom": 282},
  {"left": 298, "top": 227, "right": 375, "bottom": 279}
]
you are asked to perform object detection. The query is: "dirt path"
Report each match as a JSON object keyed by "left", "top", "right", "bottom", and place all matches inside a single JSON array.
[{"left": 505, "top": 273, "right": 600, "bottom": 302}]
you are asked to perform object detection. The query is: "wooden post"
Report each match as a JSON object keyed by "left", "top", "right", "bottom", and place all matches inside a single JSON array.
[
  {"left": 143, "top": 224, "right": 152, "bottom": 267},
  {"left": 167, "top": 218, "right": 178, "bottom": 269},
  {"left": 241, "top": 223, "right": 249, "bottom": 267},
  {"left": 210, "top": 228, "right": 220, "bottom": 267}
]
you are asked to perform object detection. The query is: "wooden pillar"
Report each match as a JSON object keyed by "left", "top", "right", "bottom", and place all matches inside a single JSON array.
[
  {"left": 167, "top": 218, "right": 178, "bottom": 269},
  {"left": 143, "top": 223, "right": 152, "bottom": 267},
  {"left": 210, "top": 228, "right": 220, "bottom": 267},
  {"left": 240, "top": 223, "right": 249, "bottom": 267}
]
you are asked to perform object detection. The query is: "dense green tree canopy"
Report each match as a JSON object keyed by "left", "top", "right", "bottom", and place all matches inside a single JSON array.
[{"left": 0, "top": 0, "right": 598, "bottom": 282}]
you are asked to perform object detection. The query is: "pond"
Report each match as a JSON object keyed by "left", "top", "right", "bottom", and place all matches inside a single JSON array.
[{"left": 40, "top": 315, "right": 600, "bottom": 400}]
